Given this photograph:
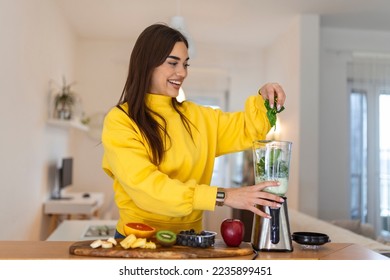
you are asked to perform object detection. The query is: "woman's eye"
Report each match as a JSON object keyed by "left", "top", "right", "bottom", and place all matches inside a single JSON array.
[{"left": 167, "top": 61, "right": 189, "bottom": 69}]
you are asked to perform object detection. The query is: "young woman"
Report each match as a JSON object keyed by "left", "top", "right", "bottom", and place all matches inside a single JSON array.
[{"left": 101, "top": 23, "right": 286, "bottom": 238}]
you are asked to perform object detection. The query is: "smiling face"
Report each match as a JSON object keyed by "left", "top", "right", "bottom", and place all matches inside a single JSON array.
[{"left": 149, "top": 42, "right": 189, "bottom": 98}]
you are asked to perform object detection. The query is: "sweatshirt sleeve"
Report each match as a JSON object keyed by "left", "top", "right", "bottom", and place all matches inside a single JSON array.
[
  {"left": 101, "top": 107, "right": 217, "bottom": 217},
  {"left": 213, "top": 94, "right": 271, "bottom": 156}
]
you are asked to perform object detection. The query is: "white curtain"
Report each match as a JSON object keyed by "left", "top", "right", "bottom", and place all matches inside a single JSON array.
[{"left": 347, "top": 55, "right": 390, "bottom": 87}]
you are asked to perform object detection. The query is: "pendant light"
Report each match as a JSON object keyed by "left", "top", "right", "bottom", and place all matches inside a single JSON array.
[{"left": 169, "top": 0, "right": 196, "bottom": 58}]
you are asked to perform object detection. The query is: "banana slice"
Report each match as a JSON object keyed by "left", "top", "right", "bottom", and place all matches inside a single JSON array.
[
  {"left": 107, "top": 237, "right": 117, "bottom": 246},
  {"left": 101, "top": 241, "right": 113, "bottom": 248},
  {"left": 90, "top": 239, "right": 103, "bottom": 248}
]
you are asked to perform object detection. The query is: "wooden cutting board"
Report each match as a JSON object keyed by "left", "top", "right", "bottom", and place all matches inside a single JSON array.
[{"left": 69, "top": 239, "right": 254, "bottom": 259}]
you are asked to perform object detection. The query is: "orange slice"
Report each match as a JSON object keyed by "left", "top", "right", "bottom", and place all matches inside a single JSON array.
[{"left": 123, "top": 222, "right": 156, "bottom": 238}]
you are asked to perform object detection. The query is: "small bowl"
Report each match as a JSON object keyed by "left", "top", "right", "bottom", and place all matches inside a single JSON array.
[
  {"left": 176, "top": 230, "right": 217, "bottom": 248},
  {"left": 292, "top": 231, "right": 331, "bottom": 246}
]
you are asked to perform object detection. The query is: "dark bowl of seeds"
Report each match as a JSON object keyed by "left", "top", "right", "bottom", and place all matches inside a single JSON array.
[{"left": 176, "top": 229, "right": 217, "bottom": 248}]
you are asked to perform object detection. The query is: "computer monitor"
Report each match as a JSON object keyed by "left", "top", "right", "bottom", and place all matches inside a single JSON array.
[
  {"left": 60, "top": 158, "right": 73, "bottom": 189},
  {"left": 52, "top": 157, "right": 73, "bottom": 199}
]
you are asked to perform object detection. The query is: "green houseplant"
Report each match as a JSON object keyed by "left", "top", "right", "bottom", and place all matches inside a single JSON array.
[{"left": 54, "top": 77, "right": 76, "bottom": 120}]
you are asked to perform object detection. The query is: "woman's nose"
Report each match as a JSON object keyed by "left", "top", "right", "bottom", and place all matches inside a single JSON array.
[{"left": 176, "top": 66, "right": 187, "bottom": 77}]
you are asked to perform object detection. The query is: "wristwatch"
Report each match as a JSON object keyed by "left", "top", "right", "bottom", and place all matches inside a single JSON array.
[{"left": 216, "top": 188, "right": 225, "bottom": 206}]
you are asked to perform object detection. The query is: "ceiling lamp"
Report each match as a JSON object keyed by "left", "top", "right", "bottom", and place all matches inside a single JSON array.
[{"left": 169, "top": 0, "right": 196, "bottom": 58}]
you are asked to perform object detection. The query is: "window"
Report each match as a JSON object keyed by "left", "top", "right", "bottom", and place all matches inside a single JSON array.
[
  {"left": 185, "top": 91, "right": 229, "bottom": 187},
  {"left": 379, "top": 93, "right": 390, "bottom": 237},
  {"left": 349, "top": 91, "right": 367, "bottom": 222}
]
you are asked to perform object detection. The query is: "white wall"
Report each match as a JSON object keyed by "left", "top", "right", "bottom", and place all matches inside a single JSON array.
[
  {"left": 71, "top": 40, "right": 130, "bottom": 218},
  {"left": 263, "top": 15, "right": 320, "bottom": 214},
  {"left": 0, "top": 0, "right": 76, "bottom": 240},
  {"left": 297, "top": 15, "right": 320, "bottom": 216}
]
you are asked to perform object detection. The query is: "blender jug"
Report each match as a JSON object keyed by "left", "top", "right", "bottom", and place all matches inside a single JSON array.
[{"left": 251, "top": 140, "right": 293, "bottom": 252}]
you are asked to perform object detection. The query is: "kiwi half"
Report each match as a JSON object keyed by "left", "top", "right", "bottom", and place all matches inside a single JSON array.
[{"left": 156, "top": 230, "right": 177, "bottom": 247}]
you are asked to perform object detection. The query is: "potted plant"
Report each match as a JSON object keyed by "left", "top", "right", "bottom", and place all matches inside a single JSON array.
[{"left": 54, "top": 77, "right": 76, "bottom": 120}]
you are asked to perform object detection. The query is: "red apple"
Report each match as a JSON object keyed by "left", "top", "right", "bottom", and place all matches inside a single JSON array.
[{"left": 220, "top": 218, "right": 244, "bottom": 247}]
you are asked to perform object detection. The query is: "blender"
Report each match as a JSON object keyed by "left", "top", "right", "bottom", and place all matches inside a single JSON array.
[{"left": 251, "top": 140, "right": 293, "bottom": 252}]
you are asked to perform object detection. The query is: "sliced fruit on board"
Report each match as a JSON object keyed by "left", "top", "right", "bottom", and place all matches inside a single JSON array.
[
  {"left": 156, "top": 230, "right": 177, "bottom": 247},
  {"left": 123, "top": 222, "right": 156, "bottom": 238}
]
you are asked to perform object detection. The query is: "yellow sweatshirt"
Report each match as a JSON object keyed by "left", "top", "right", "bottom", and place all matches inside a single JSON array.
[{"left": 102, "top": 93, "right": 270, "bottom": 235}]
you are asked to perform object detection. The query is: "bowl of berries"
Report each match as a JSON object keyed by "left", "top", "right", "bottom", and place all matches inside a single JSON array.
[{"left": 176, "top": 229, "right": 217, "bottom": 248}]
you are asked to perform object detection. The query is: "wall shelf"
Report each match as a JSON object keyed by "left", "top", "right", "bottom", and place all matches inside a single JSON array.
[{"left": 47, "top": 118, "right": 89, "bottom": 131}]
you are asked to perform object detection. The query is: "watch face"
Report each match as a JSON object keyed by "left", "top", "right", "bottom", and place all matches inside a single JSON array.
[{"left": 217, "top": 191, "right": 225, "bottom": 199}]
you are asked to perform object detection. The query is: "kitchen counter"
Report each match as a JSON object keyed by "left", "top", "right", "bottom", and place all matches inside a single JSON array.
[{"left": 0, "top": 241, "right": 387, "bottom": 260}]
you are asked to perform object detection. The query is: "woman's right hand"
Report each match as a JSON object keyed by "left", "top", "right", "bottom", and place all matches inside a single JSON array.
[
  {"left": 223, "top": 181, "right": 285, "bottom": 219},
  {"left": 258, "top": 83, "right": 286, "bottom": 111}
]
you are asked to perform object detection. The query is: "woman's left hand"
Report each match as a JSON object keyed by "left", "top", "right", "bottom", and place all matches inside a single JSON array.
[
  {"left": 223, "top": 181, "right": 285, "bottom": 219},
  {"left": 258, "top": 83, "right": 286, "bottom": 111}
]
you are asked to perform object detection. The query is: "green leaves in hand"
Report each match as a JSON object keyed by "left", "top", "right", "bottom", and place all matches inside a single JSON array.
[{"left": 264, "top": 97, "right": 285, "bottom": 129}]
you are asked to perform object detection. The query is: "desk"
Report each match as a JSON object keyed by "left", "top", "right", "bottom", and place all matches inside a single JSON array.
[
  {"left": 44, "top": 192, "right": 104, "bottom": 234},
  {"left": 0, "top": 241, "right": 387, "bottom": 260}
]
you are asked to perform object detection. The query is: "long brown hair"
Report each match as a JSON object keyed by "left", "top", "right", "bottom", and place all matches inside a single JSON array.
[{"left": 117, "top": 23, "right": 194, "bottom": 165}]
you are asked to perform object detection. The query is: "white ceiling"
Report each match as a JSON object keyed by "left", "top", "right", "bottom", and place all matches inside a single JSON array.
[{"left": 53, "top": 0, "right": 390, "bottom": 48}]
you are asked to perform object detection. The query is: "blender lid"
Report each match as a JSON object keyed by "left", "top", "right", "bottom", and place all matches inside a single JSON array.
[{"left": 292, "top": 232, "right": 331, "bottom": 245}]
